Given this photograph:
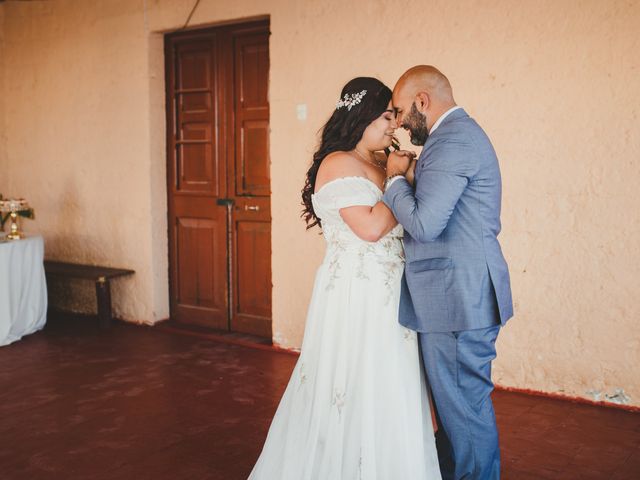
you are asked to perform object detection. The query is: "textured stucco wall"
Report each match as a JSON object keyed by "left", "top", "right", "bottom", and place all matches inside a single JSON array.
[
  {"left": 2, "top": 0, "right": 639, "bottom": 406},
  {"left": 0, "top": 4, "right": 6, "bottom": 190},
  {"left": 2, "top": 0, "right": 169, "bottom": 322}
]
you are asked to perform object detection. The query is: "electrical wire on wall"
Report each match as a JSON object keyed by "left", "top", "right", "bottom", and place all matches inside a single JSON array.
[{"left": 183, "top": 0, "right": 202, "bottom": 29}]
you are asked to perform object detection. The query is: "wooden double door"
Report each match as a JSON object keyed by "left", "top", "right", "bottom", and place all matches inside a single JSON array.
[{"left": 165, "top": 20, "right": 271, "bottom": 338}]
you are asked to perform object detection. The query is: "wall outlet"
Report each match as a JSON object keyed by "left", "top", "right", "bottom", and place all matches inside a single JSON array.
[{"left": 296, "top": 103, "right": 307, "bottom": 121}]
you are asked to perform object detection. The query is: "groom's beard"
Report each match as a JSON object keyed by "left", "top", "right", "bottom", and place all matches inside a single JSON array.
[{"left": 404, "top": 103, "right": 429, "bottom": 146}]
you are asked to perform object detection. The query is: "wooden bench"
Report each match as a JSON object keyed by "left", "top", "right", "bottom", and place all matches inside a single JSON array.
[{"left": 43, "top": 261, "right": 135, "bottom": 328}]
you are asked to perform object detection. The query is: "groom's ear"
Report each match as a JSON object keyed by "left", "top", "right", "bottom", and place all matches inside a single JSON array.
[{"left": 415, "top": 92, "right": 430, "bottom": 113}]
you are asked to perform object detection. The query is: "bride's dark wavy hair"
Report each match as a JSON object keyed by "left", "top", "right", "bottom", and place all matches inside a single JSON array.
[{"left": 301, "top": 77, "right": 392, "bottom": 230}]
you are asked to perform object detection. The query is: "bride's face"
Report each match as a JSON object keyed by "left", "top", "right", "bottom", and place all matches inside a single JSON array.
[{"left": 361, "top": 101, "right": 397, "bottom": 151}]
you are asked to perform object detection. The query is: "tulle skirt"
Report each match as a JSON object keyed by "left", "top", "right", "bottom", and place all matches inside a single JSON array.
[{"left": 249, "top": 251, "right": 441, "bottom": 479}]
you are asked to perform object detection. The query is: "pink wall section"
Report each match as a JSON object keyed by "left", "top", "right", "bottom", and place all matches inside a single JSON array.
[{"left": 1, "top": 0, "right": 639, "bottom": 406}]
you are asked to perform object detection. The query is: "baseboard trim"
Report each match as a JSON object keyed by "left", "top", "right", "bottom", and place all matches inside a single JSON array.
[
  {"left": 153, "top": 322, "right": 299, "bottom": 356},
  {"left": 493, "top": 384, "right": 640, "bottom": 412}
]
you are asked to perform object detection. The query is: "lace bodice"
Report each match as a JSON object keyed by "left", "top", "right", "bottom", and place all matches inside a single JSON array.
[{"left": 311, "top": 176, "right": 404, "bottom": 259}]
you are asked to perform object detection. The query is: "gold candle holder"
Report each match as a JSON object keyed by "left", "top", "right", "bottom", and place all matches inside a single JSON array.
[
  {"left": 7, "top": 211, "right": 22, "bottom": 240},
  {"left": 0, "top": 198, "right": 33, "bottom": 241}
]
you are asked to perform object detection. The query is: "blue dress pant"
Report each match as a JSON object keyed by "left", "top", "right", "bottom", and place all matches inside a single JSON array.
[{"left": 419, "top": 325, "right": 501, "bottom": 480}]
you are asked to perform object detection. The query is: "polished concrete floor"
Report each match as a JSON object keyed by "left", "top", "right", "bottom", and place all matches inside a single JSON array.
[{"left": 1, "top": 315, "right": 638, "bottom": 479}]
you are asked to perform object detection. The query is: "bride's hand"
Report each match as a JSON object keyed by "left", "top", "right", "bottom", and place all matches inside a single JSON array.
[{"left": 386, "top": 150, "right": 417, "bottom": 177}]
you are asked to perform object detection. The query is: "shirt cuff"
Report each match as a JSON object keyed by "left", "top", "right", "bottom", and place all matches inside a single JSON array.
[{"left": 385, "top": 175, "right": 405, "bottom": 190}]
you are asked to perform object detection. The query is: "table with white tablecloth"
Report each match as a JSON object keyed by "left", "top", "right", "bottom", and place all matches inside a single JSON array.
[{"left": 0, "top": 235, "right": 48, "bottom": 346}]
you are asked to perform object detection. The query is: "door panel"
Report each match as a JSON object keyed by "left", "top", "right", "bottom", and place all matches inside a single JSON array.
[
  {"left": 174, "top": 215, "right": 227, "bottom": 327},
  {"left": 229, "top": 29, "right": 272, "bottom": 336},
  {"left": 238, "top": 119, "right": 270, "bottom": 195},
  {"left": 171, "top": 198, "right": 228, "bottom": 329},
  {"left": 232, "top": 196, "right": 272, "bottom": 337},
  {"left": 166, "top": 21, "right": 271, "bottom": 337},
  {"left": 234, "top": 33, "right": 270, "bottom": 197},
  {"left": 174, "top": 40, "right": 220, "bottom": 195},
  {"left": 167, "top": 32, "right": 226, "bottom": 329}
]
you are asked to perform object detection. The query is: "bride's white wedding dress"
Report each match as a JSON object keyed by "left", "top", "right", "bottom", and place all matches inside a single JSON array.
[{"left": 249, "top": 176, "right": 441, "bottom": 480}]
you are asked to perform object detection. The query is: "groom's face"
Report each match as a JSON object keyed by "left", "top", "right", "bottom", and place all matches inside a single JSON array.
[
  {"left": 393, "top": 90, "right": 429, "bottom": 146},
  {"left": 403, "top": 102, "right": 429, "bottom": 146}
]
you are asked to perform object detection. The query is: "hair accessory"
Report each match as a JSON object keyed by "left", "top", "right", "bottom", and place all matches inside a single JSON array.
[{"left": 336, "top": 90, "right": 367, "bottom": 111}]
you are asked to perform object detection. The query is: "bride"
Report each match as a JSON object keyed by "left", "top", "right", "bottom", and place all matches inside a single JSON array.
[{"left": 248, "top": 77, "right": 441, "bottom": 480}]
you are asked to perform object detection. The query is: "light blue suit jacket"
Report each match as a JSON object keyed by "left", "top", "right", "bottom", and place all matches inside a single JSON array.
[{"left": 384, "top": 108, "right": 513, "bottom": 333}]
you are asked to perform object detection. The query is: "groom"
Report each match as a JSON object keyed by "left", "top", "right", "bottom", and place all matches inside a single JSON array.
[{"left": 383, "top": 65, "right": 514, "bottom": 480}]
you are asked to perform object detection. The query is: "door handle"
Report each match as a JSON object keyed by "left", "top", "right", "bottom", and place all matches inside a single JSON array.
[
  {"left": 245, "top": 205, "right": 260, "bottom": 212},
  {"left": 216, "top": 198, "right": 235, "bottom": 206}
]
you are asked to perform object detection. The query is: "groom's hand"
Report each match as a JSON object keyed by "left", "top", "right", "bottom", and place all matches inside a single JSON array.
[{"left": 386, "top": 150, "right": 417, "bottom": 177}]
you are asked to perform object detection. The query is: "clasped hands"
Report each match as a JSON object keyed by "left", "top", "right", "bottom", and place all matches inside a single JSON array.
[{"left": 386, "top": 150, "right": 418, "bottom": 186}]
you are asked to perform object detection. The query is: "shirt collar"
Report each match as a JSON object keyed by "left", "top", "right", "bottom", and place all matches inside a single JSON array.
[{"left": 429, "top": 106, "right": 462, "bottom": 134}]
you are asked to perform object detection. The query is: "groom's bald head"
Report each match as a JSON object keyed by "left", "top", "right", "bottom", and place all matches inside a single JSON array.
[
  {"left": 392, "top": 65, "right": 456, "bottom": 143},
  {"left": 394, "top": 65, "right": 455, "bottom": 105}
]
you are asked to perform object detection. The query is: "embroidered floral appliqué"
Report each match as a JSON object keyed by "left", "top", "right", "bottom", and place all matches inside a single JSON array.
[
  {"left": 380, "top": 258, "right": 403, "bottom": 304},
  {"left": 326, "top": 256, "right": 341, "bottom": 290},
  {"left": 298, "top": 363, "right": 307, "bottom": 390},
  {"left": 332, "top": 389, "right": 346, "bottom": 420},
  {"left": 355, "top": 244, "right": 376, "bottom": 280},
  {"left": 403, "top": 328, "right": 417, "bottom": 342}
]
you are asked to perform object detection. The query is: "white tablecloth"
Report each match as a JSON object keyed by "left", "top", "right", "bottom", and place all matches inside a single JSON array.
[{"left": 0, "top": 235, "right": 48, "bottom": 346}]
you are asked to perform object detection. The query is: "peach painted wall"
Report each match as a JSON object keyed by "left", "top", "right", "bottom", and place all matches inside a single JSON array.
[
  {"left": 1, "top": 0, "right": 639, "bottom": 406},
  {"left": 1, "top": 0, "right": 168, "bottom": 322},
  {"left": 0, "top": 5, "right": 6, "bottom": 188}
]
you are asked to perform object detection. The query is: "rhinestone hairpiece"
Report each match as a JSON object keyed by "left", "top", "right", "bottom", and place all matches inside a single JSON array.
[{"left": 335, "top": 89, "right": 367, "bottom": 111}]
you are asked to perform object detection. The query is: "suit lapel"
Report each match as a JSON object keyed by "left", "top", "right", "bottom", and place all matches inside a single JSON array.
[{"left": 417, "top": 108, "right": 469, "bottom": 166}]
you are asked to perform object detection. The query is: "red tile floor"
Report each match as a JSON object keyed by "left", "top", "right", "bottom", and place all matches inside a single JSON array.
[{"left": 0, "top": 315, "right": 638, "bottom": 479}]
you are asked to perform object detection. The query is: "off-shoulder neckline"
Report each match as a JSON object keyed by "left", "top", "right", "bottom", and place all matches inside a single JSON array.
[{"left": 312, "top": 176, "right": 383, "bottom": 196}]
